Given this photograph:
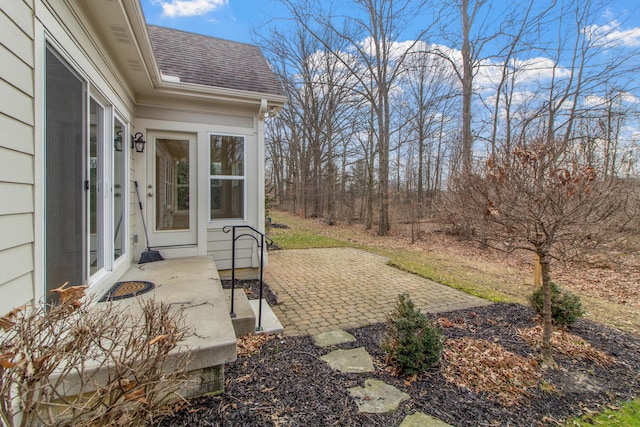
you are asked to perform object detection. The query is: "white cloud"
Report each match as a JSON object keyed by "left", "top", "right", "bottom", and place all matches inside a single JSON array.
[
  {"left": 584, "top": 94, "right": 607, "bottom": 107},
  {"left": 513, "top": 57, "right": 572, "bottom": 83},
  {"left": 585, "top": 91, "right": 639, "bottom": 107},
  {"left": 154, "top": 0, "right": 227, "bottom": 18},
  {"left": 584, "top": 20, "right": 640, "bottom": 48}
]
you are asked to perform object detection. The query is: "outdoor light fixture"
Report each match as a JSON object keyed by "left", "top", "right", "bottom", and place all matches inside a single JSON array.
[
  {"left": 267, "top": 106, "right": 278, "bottom": 118},
  {"left": 131, "top": 132, "right": 146, "bottom": 153},
  {"left": 114, "top": 131, "right": 123, "bottom": 152}
]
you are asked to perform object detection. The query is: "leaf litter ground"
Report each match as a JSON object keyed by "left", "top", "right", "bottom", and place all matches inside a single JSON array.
[{"left": 156, "top": 303, "right": 640, "bottom": 426}]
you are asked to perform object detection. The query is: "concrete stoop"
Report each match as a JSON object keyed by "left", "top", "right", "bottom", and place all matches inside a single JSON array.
[{"left": 42, "top": 257, "right": 238, "bottom": 422}]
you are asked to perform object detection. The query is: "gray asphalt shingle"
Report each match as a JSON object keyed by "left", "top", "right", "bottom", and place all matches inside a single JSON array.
[{"left": 148, "top": 25, "right": 284, "bottom": 97}]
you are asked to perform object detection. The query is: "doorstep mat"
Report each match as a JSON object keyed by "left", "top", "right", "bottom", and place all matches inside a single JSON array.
[{"left": 99, "top": 280, "right": 155, "bottom": 302}]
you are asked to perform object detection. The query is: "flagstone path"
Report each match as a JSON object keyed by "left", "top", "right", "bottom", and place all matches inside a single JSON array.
[{"left": 312, "top": 328, "right": 453, "bottom": 426}]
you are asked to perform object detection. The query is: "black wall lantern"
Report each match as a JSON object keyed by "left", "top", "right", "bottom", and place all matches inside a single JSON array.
[
  {"left": 131, "top": 132, "right": 146, "bottom": 153},
  {"left": 114, "top": 131, "right": 123, "bottom": 152}
]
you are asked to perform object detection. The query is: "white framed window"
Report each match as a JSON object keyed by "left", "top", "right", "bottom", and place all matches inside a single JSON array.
[{"left": 209, "top": 134, "right": 245, "bottom": 220}]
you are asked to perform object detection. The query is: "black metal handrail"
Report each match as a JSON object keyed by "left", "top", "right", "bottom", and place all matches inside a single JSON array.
[{"left": 222, "top": 225, "right": 273, "bottom": 331}]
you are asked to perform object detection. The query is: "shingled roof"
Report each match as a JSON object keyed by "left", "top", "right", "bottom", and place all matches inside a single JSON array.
[{"left": 147, "top": 25, "right": 284, "bottom": 97}]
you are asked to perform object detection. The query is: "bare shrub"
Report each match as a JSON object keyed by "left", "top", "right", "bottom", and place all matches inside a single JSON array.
[{"left": 0, "top": 284, "right": 192, "bottom": 426}]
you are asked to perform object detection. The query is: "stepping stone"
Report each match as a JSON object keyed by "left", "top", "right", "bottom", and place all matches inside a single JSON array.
[
  {"left": 400, "top": 412, "right": 453, "bottom": 427},
  {"left": 320, "top": 347, "right": 374, "bottom": 373},
  {"left": 348, "top": 379, "right": 410, "bottom": 414},
  {"left": 313, "top": 329, "right": 356, "bottom": 347}
]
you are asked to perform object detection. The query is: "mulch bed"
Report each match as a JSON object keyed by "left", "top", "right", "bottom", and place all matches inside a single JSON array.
[
  {"left": 221, "top": 279, "right": 279, "bottom": 306},
  {"left": 156, "top": 303, "right": 640, "bottom": 426}
]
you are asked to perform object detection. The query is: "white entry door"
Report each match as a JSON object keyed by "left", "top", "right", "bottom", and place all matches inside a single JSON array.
[{"left": 146, "top": 132, "right": 197, "bottom": 247}]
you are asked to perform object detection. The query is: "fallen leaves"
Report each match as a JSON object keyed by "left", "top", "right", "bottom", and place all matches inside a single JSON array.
[
  {"left": 438, "top": 316, "right": 467, "bottom": 329},
  {"left": 518, "top": 325, "right": 616, "bottom": 366},
  {"left": 125, "top": 388, "right": 148, "bottom": 404},
  {"left": 0, "top": 352, "right": 16, "bottom": 368},
  {"left": 442, "top": 337, "right": 540, "bottom": 406},
  {"left": 237, "top": 333, "right": 278, "bottom": 357}
]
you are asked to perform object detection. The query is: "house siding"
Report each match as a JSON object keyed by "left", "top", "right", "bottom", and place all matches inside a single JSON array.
[
  {"left": 207, "top": 229, "right": 256, "bottom": 270},
  {"left": 0, "top": 0, "right": 36, "bottom": 314}
]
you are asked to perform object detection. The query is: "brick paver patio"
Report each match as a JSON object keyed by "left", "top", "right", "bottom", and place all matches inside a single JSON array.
[{"left": 264, "top": 247, "right": 491, "bottom": 336}]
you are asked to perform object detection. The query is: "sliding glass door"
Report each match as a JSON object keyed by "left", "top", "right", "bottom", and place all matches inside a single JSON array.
[
  {"left": 45, "top": 43, "right": 128, "bottom": 294},
  {"left": 45, "top": 46, "right": 86, "bottom": 295}
]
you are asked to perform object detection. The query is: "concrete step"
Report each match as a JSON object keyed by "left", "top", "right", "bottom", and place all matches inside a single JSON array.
[
  {"left": 249, "top": 299, "right": 284, "bottom": 334},
  {"left": 54, "top": 257, "right": 238, "bottom": 404},
  {"left": 224, "top": 289, "right": 256, "bottom": 337}
]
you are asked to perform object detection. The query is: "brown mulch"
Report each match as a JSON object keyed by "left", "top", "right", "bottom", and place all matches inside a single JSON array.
[
  {"left": 221, "top": 279, "right": 279, "bottom": 306},
  {"left": 155, "top": 303, "right": 640, "bottom": 426}
]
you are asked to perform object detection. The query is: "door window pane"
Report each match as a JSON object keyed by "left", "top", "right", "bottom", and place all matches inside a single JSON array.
[{"left": 155, "top": 139, "right": 190, "bottom": 230}]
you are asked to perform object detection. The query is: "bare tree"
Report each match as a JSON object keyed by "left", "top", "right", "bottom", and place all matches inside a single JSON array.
[
  {"left": 444, "top": 0, "right": 640, "bottom": 366},
  {"left": 401, "top": 49, "right": 458, "bottom": 212},
  {"left": 281, "top": 0, "right": 433, "bottom": 235},
  {"left": 431, "top": 0, "right": 492, "bottom": 175},
  {"left": 446, "top": 140, "right": 631, "bottom": 366}
]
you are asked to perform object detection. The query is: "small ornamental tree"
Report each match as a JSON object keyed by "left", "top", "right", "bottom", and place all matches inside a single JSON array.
[
  {"left": 382, "top": 294, "right": 443, "bottom": 375},
  {"left": 0, "top": 283, "right": 192, "bottom": 427},
  {"left": 444, "top": 139, "right": 632, "bottom": 367}
]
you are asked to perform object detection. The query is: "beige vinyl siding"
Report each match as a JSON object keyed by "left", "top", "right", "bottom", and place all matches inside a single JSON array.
[
  {"left": 0, "top": 1, "right": 35, "bottom": 311},
  {"left": 0, "top": 273, "right": 34, "bottom": 315},
  {"left": 0, "top": 44, "right": 33, "bottom": 96},
  {"left": 0, "top": 245, "right": 33, "bottom": 292},
  {"left": 0, "top": 182, "right": 33, "bottom": 215},
  {"left": 0, "top": 79, "right": 34, "bottom": 126},
  {"left": 0, "top": 114, "right": 33, "bottom": 154},
  {"left": 0, "top": 214, "right": 33, "bottom": 252},
  {"left": 207, "top": 228, "right": 257, "bottom": 270},
  {"left": 0, "top": 147, "right": 34, "bottom": 184},
  {"left": 0, "top": 4, "right": 34, "bottom": 67}
]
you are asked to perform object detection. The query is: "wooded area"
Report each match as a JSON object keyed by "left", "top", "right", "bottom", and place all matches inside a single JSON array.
[{"left": 262, "top": 0, "right": 640, "bottom": 240}]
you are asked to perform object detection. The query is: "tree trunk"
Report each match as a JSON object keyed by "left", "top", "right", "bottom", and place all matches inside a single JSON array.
[
  {"left": 538, "top": 250, "right": 557, "bottom": 368},
  {"left": 460, "top": 0, "right": 473, "bottom": 175}
]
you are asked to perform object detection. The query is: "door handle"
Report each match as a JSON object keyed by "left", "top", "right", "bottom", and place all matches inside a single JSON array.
[{"left": 147, "top": 192, "right": 154, "bottom": 197}]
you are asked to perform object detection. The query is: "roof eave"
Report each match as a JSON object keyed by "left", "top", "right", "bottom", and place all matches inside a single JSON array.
[
  {"left": 156, "top": 80, "right": 288, "bottom": 106},
  {"left": 122, "top": 0, "right": 163, "bottom": 89}
]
